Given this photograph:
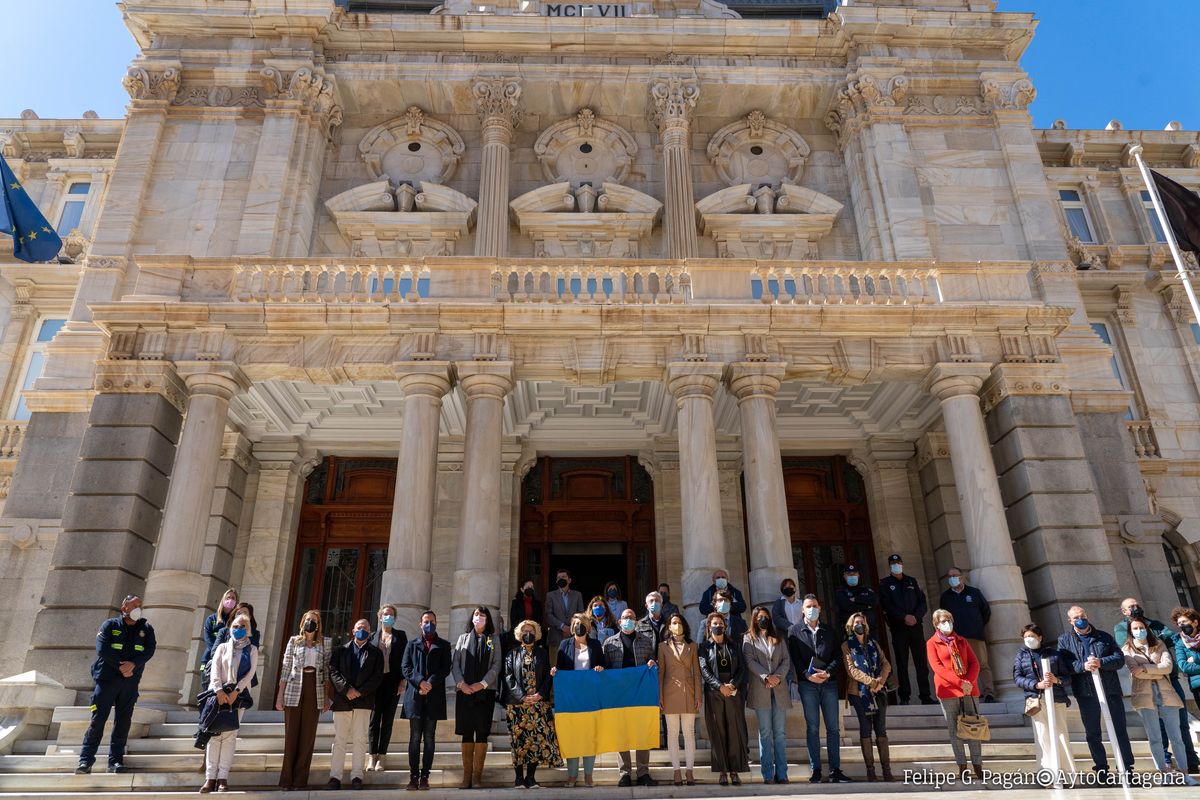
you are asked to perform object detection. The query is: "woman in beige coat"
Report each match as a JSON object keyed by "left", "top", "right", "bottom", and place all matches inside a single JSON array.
[
  {"left": 657, "top": 613, "right": 702, "bottom": 786},
  {"left": 1122, "top": 618, "right": 1199, "bottom": 785}
]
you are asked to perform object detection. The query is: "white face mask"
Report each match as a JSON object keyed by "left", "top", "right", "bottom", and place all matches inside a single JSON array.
[
  {"left": 938, "top": 621, "right": 953, "bottom": 634},
  {"left": 1023, "top": 636, "right": 1040, "bottom": 649},
  {"left": 127, "top": 607, "right": 143, "bottom": 622}
]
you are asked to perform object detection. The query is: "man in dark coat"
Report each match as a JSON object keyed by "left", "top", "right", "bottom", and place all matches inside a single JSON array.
[
  {"left": 878, "top": 553, "right": 933, "bottom": 705},
  {"left": 939, "top": 567, "right": 993, "bottom": 702},
  {"left": 787, "top": 595, "right": 850, "bottom": 784},
  {"left": 327, "top": 619, "right": 383, "bottom": 790},
  {"left": 401, "top": 610, "right": 452, "bottom": 790},
  {"left": 1058, "top": 605, "right": 1133, "bottom": 781}
]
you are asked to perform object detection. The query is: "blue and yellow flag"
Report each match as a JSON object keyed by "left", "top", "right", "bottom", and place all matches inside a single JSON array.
[
  {"left": 553, "top": 665, "right": 660, "bottom": 759},
  {"left": 0, "top": 153, "right": 63, "bottom": 263}
]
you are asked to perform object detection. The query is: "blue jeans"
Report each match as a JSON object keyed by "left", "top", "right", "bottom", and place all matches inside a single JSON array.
[
  {"left": 797, "top": 680, "right": 840, "bottom": 772},
  {"left": 755, "top": 694, "right": 789, "bottom": 781},
  {"left": 566, "top": 756, "right": 596, "bottom": 778}
]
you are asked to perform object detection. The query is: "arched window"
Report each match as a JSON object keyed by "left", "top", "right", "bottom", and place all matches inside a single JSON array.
[{"left": 1162, "top": 538, "right": 1200, "bottom": 610}]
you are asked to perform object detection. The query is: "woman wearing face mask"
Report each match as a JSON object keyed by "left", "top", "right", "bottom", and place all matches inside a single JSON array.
[
  {"left": 925, "top": 609, "right": 983, "bottom": 780},
  {"left": 200, "top": 613, "right": 256, "bottom": 793},
  {"left": 586, "top": 596, "right": 618, "bottom": 643},
  {"left": 658, "top": 613, "right": 702, "bottom": 786},
  {"left": 1174, "top": 608, "right": 1200, "bottom": 710},
  {"left": 510, "top": 579, "right": 543, "bottom": 640},
  {"left": 553, "top": 613, "right": 605, "bottom": 787},
  {"left": 699, "top": 612, "right": 749, "bottom": 786},
  {"left": 603, "top": 582, "right": 629, "bottom": 621},
  {"left": 1123, "top": 617, "right": 1199, "bottom": 785},
  {"left": 1012, "top": 623, "right": 1074, "bottom": 775},
  {"left": 277, "top": 610, "right": 330, "bottom": 791},
  {"left": 711, "top": 589, "right": 748, "bottom": 644},
  {"left": 200, "top": 588, "right": 239, "bottom": 682},
  {"left": 367, "top": 605, "right": 408, "bottom": 773},
  {"left": 841, "top": 612, "right": 893, "bottom": 781},
  {"left": 452, "top": 607, "right": 501, "bottom": 788},
  {"left": 744, "top": 606, "right": 792, "bottom": 784},
  {"left": 503, "top": 620, "right": 563, "bottom": 788}
]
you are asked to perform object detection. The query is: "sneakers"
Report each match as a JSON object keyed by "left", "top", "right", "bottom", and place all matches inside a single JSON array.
[
  {"left": 108, "top": 762, "right": 128, "bottom": 774},
  {"left": 829, "top": 769, "right": 853, "bottom": 783},
  {"left": 74, "top": 763, "right": 91, "bottom": 775}
]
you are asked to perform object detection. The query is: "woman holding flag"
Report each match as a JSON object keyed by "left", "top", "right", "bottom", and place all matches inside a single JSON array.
[
  {"left": 503, "top": 620, "right": 563, "bottom": 788},
  {"left": 552, "top": 613, "right": 605, "bottom": 787}
]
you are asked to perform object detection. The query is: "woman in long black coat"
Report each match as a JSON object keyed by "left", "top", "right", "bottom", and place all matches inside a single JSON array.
[{"left": 699, "top": 611, "right": 749, "bottom": 786}]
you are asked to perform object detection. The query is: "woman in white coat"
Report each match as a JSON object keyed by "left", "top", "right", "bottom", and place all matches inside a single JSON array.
[{"left": 201, "top": 613, "right": 257, "bottom": 793}]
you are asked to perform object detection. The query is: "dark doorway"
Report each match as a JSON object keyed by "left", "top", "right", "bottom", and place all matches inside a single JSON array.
[{"left": 550, "top": 542, "right": 628, "bottom": 607}]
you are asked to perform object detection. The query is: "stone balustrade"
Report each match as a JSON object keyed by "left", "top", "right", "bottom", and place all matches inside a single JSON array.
[
  {"left": 1126, "top": 419, "right": 1162, "bottom": 458},
  {"left": 127, "top": 256, "right": 1036, "bottom": 306},
  {"left": 0, "top": 421, "right": 26, "bottom": 460}
]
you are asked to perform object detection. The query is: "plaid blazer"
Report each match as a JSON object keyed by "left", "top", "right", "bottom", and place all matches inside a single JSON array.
[
  {"left": 602, "top": 629, "right": 657, "bottom": 669},
  {"left": 280, "top": 636, "right": 330, "bottom": 709}
]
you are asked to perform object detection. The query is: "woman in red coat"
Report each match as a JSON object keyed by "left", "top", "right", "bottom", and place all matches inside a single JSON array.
[{"left": 926, "top": 608, "right": 983, "bottom": 779}]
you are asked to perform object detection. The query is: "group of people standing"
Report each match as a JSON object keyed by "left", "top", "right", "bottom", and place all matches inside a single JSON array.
[{"left": 71, "top": 565, "right": 1200, "bottom": 791}]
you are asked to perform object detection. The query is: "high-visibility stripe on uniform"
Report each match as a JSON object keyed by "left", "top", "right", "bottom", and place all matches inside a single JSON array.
[
  {"left": 111, "top": 643, "right": 123, "bottom": 650},
  {"left": 134, "top": 645, "right": 144, "bottom": 652}
]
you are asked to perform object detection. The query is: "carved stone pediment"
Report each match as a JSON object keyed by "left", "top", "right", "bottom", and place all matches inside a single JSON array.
[
  {"left": 534, "top": 109, "right": 638, "bottom": 188},
  {"left": 359, "top": 107, "right": 465, "bottom": 187},
  {"left": 325, "top": 182, "right": 477, "bottom": 258},
  {"left": 696, "top": 183, "right": 842, "bottom": 260},
  {"left": 509, "top": 181, "right": 663, "bottom": 258},
  {"left": 706, "top": 111, "right": 811, "bottom": 189}
]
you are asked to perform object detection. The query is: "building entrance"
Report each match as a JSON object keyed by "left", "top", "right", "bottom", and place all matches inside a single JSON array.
[{"left": 519, "top": 456, "right": 656, "bottom": 611}]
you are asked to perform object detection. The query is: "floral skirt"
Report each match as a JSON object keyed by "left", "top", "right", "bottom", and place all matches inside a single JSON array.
[{"left": 505, "top": 701, "right": 564, "bottom": 768}]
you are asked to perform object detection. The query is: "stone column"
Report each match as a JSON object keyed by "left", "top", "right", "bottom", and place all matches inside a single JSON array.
[
  {"left": 666, "top": 362, "right": 726, "bottom": 626},
  {"left": 382, "top": 362, "right": 452, "bottom": 635},
  {"left": 649, "top": 78, "right": 699, "bottom": 259},
  {"left": 923, "top": 363, "right": 1030, "bottom": 698},
  {"left": 857, "top": 437, "right": 933, "bottom": 600},
  {"left": 727, "top": 363, "right": 797, "bottom": 606},
  {"left": 472, "top": 77, "right": 523, "bottom": 257},
  {"left": 450, "top": 362, "right": 514, "bottom": 633},
  {"left": 139, "top": 362, "right": 248, "bottom": 704}
]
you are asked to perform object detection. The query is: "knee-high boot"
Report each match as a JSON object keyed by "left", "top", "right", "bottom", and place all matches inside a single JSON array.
[
  {"left": 877, "top": 736, "right": 894, "bottom": 782},
  {"left": 459, "top": 743, "right": 474, "bottom": 789},
  {"left": 472, "top": 742, "right": 488, "bottom": 788},
  {"left": 860, "top": 738, "right": 877, "bottom": 781}
]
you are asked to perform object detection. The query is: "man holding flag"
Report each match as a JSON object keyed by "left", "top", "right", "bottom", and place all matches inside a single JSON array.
[{"left": 1, "top": 154, "right": 64, "bottom": 263}]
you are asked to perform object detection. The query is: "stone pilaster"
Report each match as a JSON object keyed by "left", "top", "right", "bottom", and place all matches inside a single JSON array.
[
  {"left": 472, "top": 77, "right": 522, "bottom": 257},
  {"left": 856, "top": 437, "right": 933, "bottom": 603},
  {"left": 24, "top": 363, "right": 185, "bottom": 695},
  {"left": 916, "top": 431, "right": 970, "bottom": 580},
  {"left": 139, "top": 362, "right": 249, "bottom": 704},
  {"left": 727, "top": 363, "right": 796, "bottom": 606},
  {"left": 924, "top": 362, "right": 1030, "bottom": 698},
  {"left": 649, "top": 78, "right": 699, "bottom": 259},
  {"left": 450, "top": 361, "right": 514, "bottom": 634},
  {"left": 383, "top": 362, "right": 453, "bottom": 636},
  {"left": 981, "top": 363, "right": 1122, "bottom": 635},
  {"left": 666, "top": 362, "right": 725, "bottom": 627}
]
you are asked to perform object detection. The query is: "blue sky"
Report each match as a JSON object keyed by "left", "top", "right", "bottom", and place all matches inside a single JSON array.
[{"left": 0, "top": 0, "right": 1197, "bottom": 131}]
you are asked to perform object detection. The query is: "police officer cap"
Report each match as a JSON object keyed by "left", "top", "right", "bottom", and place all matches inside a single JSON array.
[
  {"left": 887, "top": 553, "right": 903, "bottom": 564},
  {"left": 843, "top": 564, "right": 859, "bottom": 573}
]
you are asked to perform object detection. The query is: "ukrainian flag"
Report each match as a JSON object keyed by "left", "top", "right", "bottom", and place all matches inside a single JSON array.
[{"left": 553, "top": 666, "right": 660, "bottom": 759}]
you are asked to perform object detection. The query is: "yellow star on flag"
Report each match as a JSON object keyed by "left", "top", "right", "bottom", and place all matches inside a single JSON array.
[
  {"left": 28, "top": 231, "right": 37, "bottom": 240},
  {"left": 41, "top": 227, "right": 51, "bottom": 234},
  {"left": 9, "top": 182, "right": 20, "bottom": 191}
]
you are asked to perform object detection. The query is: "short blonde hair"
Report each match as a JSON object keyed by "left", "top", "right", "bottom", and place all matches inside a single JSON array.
[
  {"left": 844, "top": 613, "right": 870, "bottom": 637},
  {"left": 932, "top": 608, "right": 954, "bottom": 625},
  {"left": 515, "top": 619, "right": 542, "bottom": 642}
]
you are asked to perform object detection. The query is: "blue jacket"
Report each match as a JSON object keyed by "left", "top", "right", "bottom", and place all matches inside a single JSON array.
[
  {"left": 879, "top": 575, "right": 927, "bottom": 628},
  {"left": 401, "top": 635, "right": 452, "bottom": 720},
  {"left": 786, "top": 621, "right": 842, "bottom": 682},
  {"left": 1056, "top": 627, "right": 1124, "bottom": 699},
  {"left": 1012, "top": 645, "right": 1071, "bottom": 705},
  {"left": 1177, "top": 636, "right": 1200, "bottom": 691},
  {"left": 91, "top": 616, "right": 156, "bottom": 683},
  {"left": 699, "top": 584, "right": 747, "bottom": 617},
  {"left": 938, "top": 586, "right": 991, "bottom": 641}
]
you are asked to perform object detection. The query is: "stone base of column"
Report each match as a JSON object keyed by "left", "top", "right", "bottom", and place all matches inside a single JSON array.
[
  {"left": 381, "top": 567, "right": 433, "bottom": 637},
  {"left": 450, "top": 567, "right": 501, "bottom": 639},
  {"left": 748, "top": 565, "right": 797, "bottom": 612},
  {"left": 137, "top": 568, "right": 208, "bottom": 705}
]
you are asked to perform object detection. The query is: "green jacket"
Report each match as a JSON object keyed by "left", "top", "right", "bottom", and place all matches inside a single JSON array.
[{"left": 1114, "top": 616, "right": 1179, "bottom": 677}]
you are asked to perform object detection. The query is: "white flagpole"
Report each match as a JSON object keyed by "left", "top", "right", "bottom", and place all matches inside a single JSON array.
[
  {"left": 1039, "top": 657, "right": 1061, "bottom": 787},
  {"left": 1091, "top": 669, "right": 1129, "bottom": 785},
  {"left": 1130, "top": 144, "right": 1200, "bottom": 327}
]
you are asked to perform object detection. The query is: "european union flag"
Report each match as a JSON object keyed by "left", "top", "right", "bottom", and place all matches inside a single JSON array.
[{"left": 1, "top": 153, "right": 63, "bottom": 263}]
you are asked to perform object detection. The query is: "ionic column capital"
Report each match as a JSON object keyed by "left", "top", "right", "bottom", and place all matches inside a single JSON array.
[
  {"left": 395, "top": 361, "right": 453, "bottom": 401},
  {"left": 922, "top": 362, "right": 992, "bottom": 403},
  {"left": 726, "top": 362, "right": 785, "bottom": 404},
  {"left": 666, "top": 361, "right": 724, "bottom": 403},
  {"left": 649, "top": 77, "right": 699, "bottom": 136},
  {"left": 473, "top": 76, "right": 523, "bottom": 135},
  {"left": 457, "top": 360, "right": 514, "bottom": 401}
]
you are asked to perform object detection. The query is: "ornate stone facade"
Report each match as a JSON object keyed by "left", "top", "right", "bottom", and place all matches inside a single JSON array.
[{"left": 0, "top": 0, "right": 1196, "bottom": 725}]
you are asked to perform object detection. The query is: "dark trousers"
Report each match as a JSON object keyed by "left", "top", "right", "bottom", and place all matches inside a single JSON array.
[
  {"left": 847, "top": 692, "right": 888, "bottom": 739},
  {"left": 79, "top": 678, "right": 139, "bottom": 766},
  {"left": 888, "top": 624, "right": 932, "bottom": 701},
  {"left": 280, "top": 671, "right": 319, "bottom": 788},
  {"left": 408, "top": 716, "right": 437, "bottom": 777},
  {"left": 1167, "top": 676, "right": 1199, "bottom": 769},
  {"left": 368, "top": 673, "right": 401, "bottom": 755},
  {"left": 1075, "top": 693, "right": 1134, "bottom": 772}
]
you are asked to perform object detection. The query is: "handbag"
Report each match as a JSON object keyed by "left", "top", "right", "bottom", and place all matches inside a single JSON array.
[
  {"left": 1023, "top": 695, "right": 1042, "bottom": 717},
  {"left": 956, "top": 696, "right": 991, "bottom": 741}
]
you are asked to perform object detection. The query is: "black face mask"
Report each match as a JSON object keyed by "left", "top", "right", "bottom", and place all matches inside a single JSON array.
[
  {"left": 523, "top": 586, "right": 535, "bottom": 597},
  {"left": 1182, "top": 623, "right": 1196, "bottom": 636},
  {"left": 852, "top": 623, "right": 865, "bottom": 635},
  {"left": 1128, "top": 605, "right": 1143, "bottom": 619},
  {"left": 522, "top": 632, "right": 535, "bottom": 645},
  {"left": 711, "top": 626, "right": 726, "bottom": 637},
  {"left": 556, "top": 578, "right": 568, "bottom": 589},
  {"left": 756, "top": 616, "right": 770, "bottom": 629},
  {"left": 659, "top": 591, "right": 669, "bottom": 601},
  {"left": 573, "top": 623, "right": 587, "bottom": 637},
  {"left": 781, "top": 585, "right": 796, "bottom": 598},
  {"left": 303, "top": 620, "right": 317, "bottom": 634}
]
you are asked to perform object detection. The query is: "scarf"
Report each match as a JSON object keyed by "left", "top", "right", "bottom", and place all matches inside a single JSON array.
[
  {"left": 937, "top": 631, "right": 966, "bottom": 677},
  {"left": 845, "top": 634, "right": 881, "bottom": 713},
  {"left": 1182, "top": 630, "right": 1200, "bottom": 651}
]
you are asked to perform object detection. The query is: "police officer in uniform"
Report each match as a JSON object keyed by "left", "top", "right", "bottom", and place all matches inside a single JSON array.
[
  {"left": 76, "top": 595, "right": 157, "bottom": 774},
  {"left": 833, "top": 565, "right": 878, "bottom": 632},
  {"left": 877, "top": 555, "right": 934, "bottom": 705}
]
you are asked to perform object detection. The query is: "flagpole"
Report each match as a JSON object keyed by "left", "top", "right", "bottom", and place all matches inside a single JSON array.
[{"left": 1130, "top": 144, "right": 1200, "bottom": 327}]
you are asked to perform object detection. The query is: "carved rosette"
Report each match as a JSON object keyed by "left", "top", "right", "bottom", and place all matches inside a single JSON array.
[
  {"left": 648, "top": 78, "right": 699, "bottom": 135},
  {"left": 472, "top": 77, "right": 524, "bottom": 133},
  {"left": 123, "top": 66, "right": 182, "bottom": 103}
]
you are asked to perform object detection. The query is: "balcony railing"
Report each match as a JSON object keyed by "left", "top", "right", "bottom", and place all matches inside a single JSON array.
[
  {"left": 0, "top": 421, "right": 27, "bottom": 460},
  {"left": 1126, "top": 419, "right": 1162, "bottom": 459},
  {"left": 127, "top": 256, "right": 1040, "bottom": 306}
]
